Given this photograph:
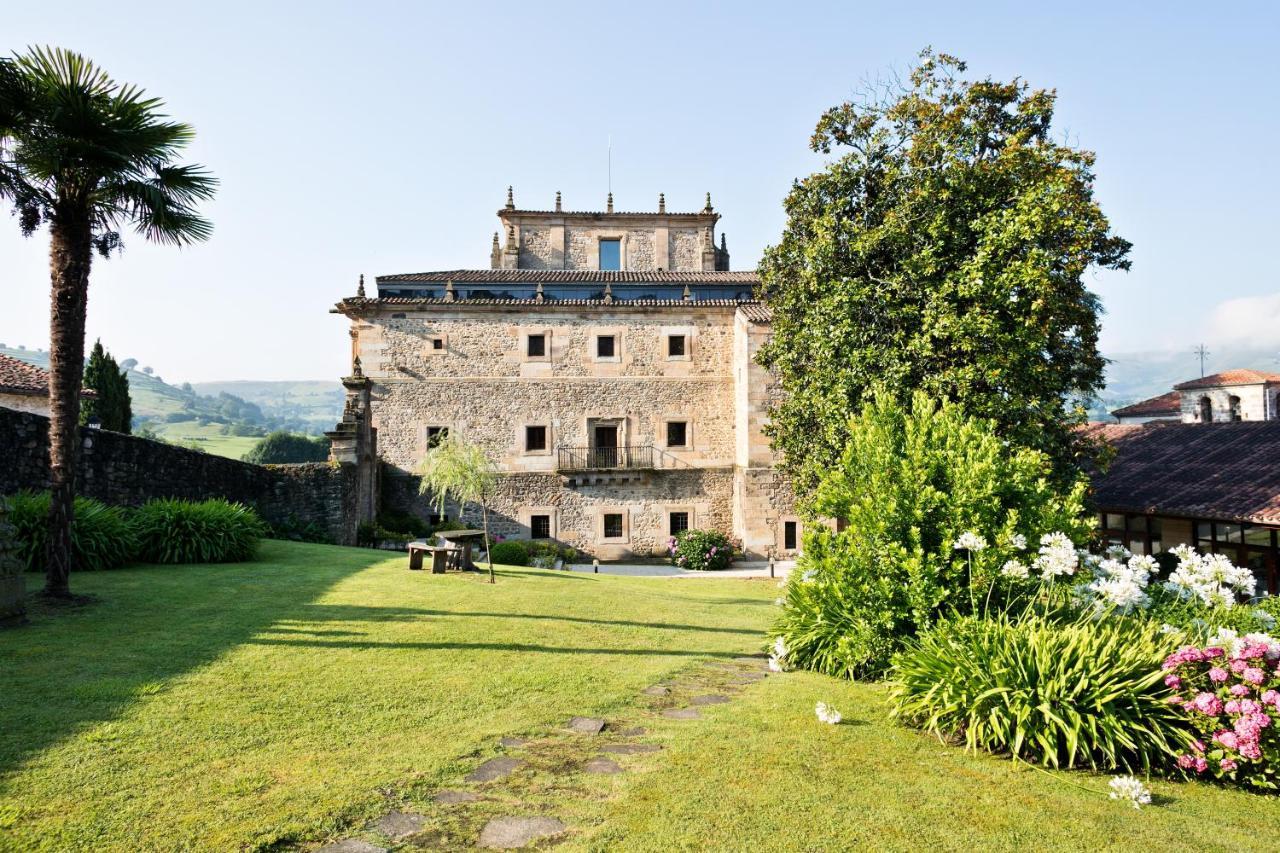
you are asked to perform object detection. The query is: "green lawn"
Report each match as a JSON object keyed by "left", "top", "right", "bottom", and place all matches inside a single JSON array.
[
  {"left": 149, "top": 420, "right": 262, "bottom": 459},
  {"left": 1, "top": 542, "right": 1275, "bottom": 851}
]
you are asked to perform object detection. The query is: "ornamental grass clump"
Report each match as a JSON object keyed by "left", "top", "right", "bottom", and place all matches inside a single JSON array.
[
  {"left": 131, "top": 498, "right": 266, "bottom": 564},
  {"left": 889, "top": 611, "right": 1188, "bottom": 772},
  {"left": 4, "top": 491, "right": 137, "bottom": 572},
  {"left": 1163, "top": 630, "right": 1280, "bottom": 790}
]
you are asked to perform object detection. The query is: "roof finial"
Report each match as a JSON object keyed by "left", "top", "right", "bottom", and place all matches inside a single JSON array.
[
  {"left": 505, "top": 185, "right": 515, "bottom": 209},
  {"left": 603, "top": 282, "right": 614, "bottom": 303},
  {"left": 555, "top": 190, "right": 562, "bottom": 212},
  {"left": 535, "top": 281, "right": 544, "bottom": 303},
  {"left": 682, "top": 283, "right": 692, "bottom": 301},
  {"left": 658, "top": 192, "right": 666, "bottom": 213},
  {"left": 607, "top": 192, "right": 614, "bottom": 214},
  {"left": 356, "top": 273, "right": 366, "bottom": 298},
  {"left": 720, "top": 233, "right": 727, "bottom": 251},
  {"left": 444, "top": 280, "right": 455, "bottom": 302},
  {"left": 703, "top": 192, "right": 713, "bottom": 213}
]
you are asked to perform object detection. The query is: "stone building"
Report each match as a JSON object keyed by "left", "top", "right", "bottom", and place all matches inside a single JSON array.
[
  {"left": 0, "top": 353, "right": 94, "bottom": 416},
  {"left": 333, "top": 190, "right": 800, "bottom": 559},
  {"left": 1110, "top": 369, "right": 1280, "bottom": 425}
]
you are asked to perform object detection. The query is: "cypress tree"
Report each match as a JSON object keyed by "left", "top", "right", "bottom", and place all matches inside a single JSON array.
[{"left": 80, "top": 340, "right": 132, "bottom": 433}]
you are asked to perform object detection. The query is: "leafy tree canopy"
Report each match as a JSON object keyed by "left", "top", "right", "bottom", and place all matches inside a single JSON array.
[
  {"left": 242, "top": 431, "right": 329, "bottom": 465},
  {"left": 758, "top": 50, "right": 1131, "bottom": 498},
  {"left": 80, "top": 339, "right": 131, "bottom": 432}
]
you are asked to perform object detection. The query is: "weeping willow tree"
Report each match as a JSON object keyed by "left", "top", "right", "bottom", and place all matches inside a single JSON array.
[{"left": 417, "top": 434, "right": 498, "bottom": 583}]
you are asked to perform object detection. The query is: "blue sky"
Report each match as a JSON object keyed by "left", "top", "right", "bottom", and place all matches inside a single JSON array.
[{"left": 2, "top": 1, "right": 1277, "bottom": 382}]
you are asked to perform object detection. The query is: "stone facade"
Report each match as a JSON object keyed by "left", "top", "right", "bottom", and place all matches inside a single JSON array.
[
  {"left": 1179, "top": 384, "right": 1273, "bottom": 423},
  {"left": 0, "top": 392, "right": 48, "bottom": 416},
  {"left": 0, "top": 406, "right": 363, "bottom": 545}
]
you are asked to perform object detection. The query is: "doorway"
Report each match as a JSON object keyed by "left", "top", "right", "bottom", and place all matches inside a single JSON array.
[{"left": 592, "top": 423, "right": 619, "bottom": 468}]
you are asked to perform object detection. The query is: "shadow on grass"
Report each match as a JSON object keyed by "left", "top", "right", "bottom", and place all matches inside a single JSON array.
[
  {"left": 271, "top": 603, "right": 761, "bottom": 635},
  {"left": 247, "top": 637, "right": 744, "bottom": 657},
  {"left": 0, "top": 542, "right": 388, "bottom": 776}
]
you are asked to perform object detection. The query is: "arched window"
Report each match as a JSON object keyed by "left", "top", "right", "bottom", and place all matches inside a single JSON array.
[
  {"left": 1199, "top": 396, "right": 1213, "bottom": 423},
  {"left": 1229, "top": 395, "right": 1242, "bottom": 421}
]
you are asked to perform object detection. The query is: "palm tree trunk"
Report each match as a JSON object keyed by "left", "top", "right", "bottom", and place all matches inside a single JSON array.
[{"left": 43, "top": 207, "right": 93, "bottom": 599}]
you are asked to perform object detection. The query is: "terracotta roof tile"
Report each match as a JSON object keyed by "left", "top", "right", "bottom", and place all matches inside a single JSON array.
[
  {"left": 1110, "top": 391, "right": 1181, "bottom": 418},
  {"left": 337, "top": 297, "right": 762, "bottom": 312},
  {"left": 1089, "top": 421, "right": 1280, "bottom": 524},
  {"left": 376, "top": 269, "right": 758, "bottom": 284},
  {"left": 738, "top": 303, "right": 772, "bottom": 323},
  {"left": 0, "top": 353, "right": 54, "bottom": 396},
  {"left": 1174, "top": 369, "right": 1280, "bottom": 390}
]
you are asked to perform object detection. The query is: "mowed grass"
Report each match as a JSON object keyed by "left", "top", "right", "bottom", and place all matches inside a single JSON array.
[
  {"left": 0, "top": 542, "right": 776, "bottom": 850},
  {"left": 2, "top": 542, "right": 1276, "bottom": 851},
  {"left": 150, "top": 420, "right": 262, "bottom": 459}
]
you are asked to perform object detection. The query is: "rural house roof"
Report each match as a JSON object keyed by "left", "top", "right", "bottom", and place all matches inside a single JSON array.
[
  {"left": 0, "top": 353, "right": 96, "bottom": 398},
  {"left": 1110, "top": 391, "right": 1181, "bottom": 419},
  {"left": 376, "top": 270, "right": 759, "bottom": 284},
  {"left": 1174, "top": 369, "right": 1280, "bottom": 391},
  {"left": 1088, "top": 421, "right": 1280, "bottom": 525}
]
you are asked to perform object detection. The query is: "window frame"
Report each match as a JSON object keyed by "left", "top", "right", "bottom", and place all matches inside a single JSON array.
[
  {"left": 665, "top": 419, "right": 689, "bottom": 449},
  {"left": 524, "top": 424, "right": 548, "bottom": 453},
  {"left": 600, "top": 509, "right": 629, "bottom": 543},
  {"left": 424, "top": 425, "right": 450, "bottom": 450},
  {"left": 530, "top": 514, "right": 552, "bottom": 540},
  {"left": 598, "top": 237, "right": 622, "bottom": 271}
]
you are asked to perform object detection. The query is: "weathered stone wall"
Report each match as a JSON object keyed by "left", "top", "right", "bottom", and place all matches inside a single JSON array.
[
  {"left": 0, "top": 407, "right": 360, "bottom": 544},
  {"left": 384, "top": 467, "right": 736, "bottom": 560},
  {"left": 626, "top": 230, "right": 656, "bottom": 270},
  {"left": 0, "top": 394, "right": 49, "bottom": 416},
  {"left": 500, "top": 211, "right": 717, "bottom": 271},
  {"left": 733, "top": 466, "right": 800, "bottom": 559},
  {"left": 0, "top": 499, "right": 24, "bottom": 624},
  {"left": 518, "top": 227, "right": 552, "bottom": 270},
  {"left": 669, "top": 229, "right": 700, "bottom": 270},
  {"left": 1180, "top": 385, "right": 1271, "bottom": 423}
]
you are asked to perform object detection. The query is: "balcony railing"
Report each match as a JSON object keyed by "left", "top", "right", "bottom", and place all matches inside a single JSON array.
[{"left": 557, "top": 445, "right": 655, "bottom": 472}]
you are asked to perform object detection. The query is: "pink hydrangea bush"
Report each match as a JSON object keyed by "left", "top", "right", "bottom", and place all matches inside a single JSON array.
[{"left": 1164, "top": 633, "right": 1280, "bottom": 790}]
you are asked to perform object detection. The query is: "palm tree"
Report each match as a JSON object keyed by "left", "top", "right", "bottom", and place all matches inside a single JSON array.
[{"left": 0, "top": 48, "right": 215, "bottom": 599}]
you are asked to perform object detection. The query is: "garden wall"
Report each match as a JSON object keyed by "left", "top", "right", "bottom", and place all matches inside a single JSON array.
[{"left": 0, "top": 406, "right": 359, "bottom": 545}]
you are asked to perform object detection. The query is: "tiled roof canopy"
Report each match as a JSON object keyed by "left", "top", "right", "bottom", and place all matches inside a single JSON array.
[
  {"left": 1111, "top": 391, "right": 1181, "bottom": 418},
  {"left": 1088, "top": 421, "right": 1280, "bottom": 524},
  {"left": 1174, "top": 369, "right": 1280, "bottom": 390},
  {"left": 377, "top": 270, "right": 759, "bottom": 284},
  {"left": 0, "top": 353, "right": 55, "bottom": 395}
]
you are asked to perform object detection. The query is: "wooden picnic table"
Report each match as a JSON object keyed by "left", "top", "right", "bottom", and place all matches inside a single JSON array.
[{"left": 434, "top": 529, "right": 486, "bottom": 570}]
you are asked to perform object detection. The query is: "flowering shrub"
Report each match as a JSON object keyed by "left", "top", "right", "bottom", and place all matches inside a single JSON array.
[
  {"left": 1164, "top": 630, "right": 1280, "bottom": 790},
  {"left": 668, "top": 529, "right": 734, "bottom": 571}
]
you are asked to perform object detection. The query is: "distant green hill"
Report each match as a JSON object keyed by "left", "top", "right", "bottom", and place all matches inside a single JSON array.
[{"left": 190, "top": 380, "right": 343, "bottom": 431}]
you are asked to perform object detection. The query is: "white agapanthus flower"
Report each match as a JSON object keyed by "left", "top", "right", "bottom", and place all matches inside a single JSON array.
[
  {"left": 1082, "top": 553, "right": 1158, "bottom": 612},
  {"left": 1000, "top": 559, "right": 1029, "bottom": 579},
  {"left": 952, "top": 532, "right": 987, "bottom": 551},
  {"left": 768, "top": 656, "right": 784, "bottom": 673},
  {"left": 1164, "top": 545, "right": 1256, "bottom": 608},
  {"left": 1033, "top": 532, "right": 1079, "bottom": 578},
  {"left": 1108, "top": 775, "right": 1152, "bottom": 810},
  {"left": 1008, "top": 533, "right": 1028, "bottom": 551},
  {"left": 815, "top": 702, "right": 842, "bottom": 725},
  {"left": 769, "top": 636, "right": 789, "bottom": 672},
  {"left": 1206, "top": 627, "right": 1280, "bottom": 659},
  {"left": 1158, "top": 623, "right": 1181, "bottom": 635}
]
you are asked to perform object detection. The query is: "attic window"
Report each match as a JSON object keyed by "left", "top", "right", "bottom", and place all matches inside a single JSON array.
[
  {"left": 432, "top": 338, "right": 444, "bottom": 350},
  {"left": 597, "top": 335, "right": 616, "bottom": 358}
]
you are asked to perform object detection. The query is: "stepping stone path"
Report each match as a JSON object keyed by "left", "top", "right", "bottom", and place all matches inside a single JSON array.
[
  {"left": 616, "top": 726, "right": 647, "bottom": 737},
  {"left": 601, "top": 742, "right": 662, "bottom": 754},
  {"left": 478, "top": 816, "right": 567, "bottom": 849},
  {"left": 567, "top": 716, "right": 606, "bottom": 734},
  {"left": 690, "top": 694, "right": 731, "bottom": 706},
  {"left": 434, "top": 789, "right": 480, "bottom": 804},
  {"left": 466, "top": 756, "right": 524, "bottom": 783},
  {"left": 499, "top": 736, "right": 529, "bottom": 747},
  {"left": 584, "top": 757, "right": 624, "bottom": 774},
  {"left": 368, "top": 810, "right": 425, "bottom": 840},
  {"left": 316, "top": 841, "right": 387, "bottom": 853},
  {"left": 663, "top": 707, "right": 701, "bottom": 720},
  {"left": 641, "top": 685, "right": 670, "bottom": 696}
]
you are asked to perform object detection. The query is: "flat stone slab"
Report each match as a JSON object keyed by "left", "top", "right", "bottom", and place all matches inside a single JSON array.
[
  {"left": 466, "top": 756, "right": 524, "bottom": 783},
  {"left": 584, "top": 757, "right": 623, "bottom": 774},
  {"left": 434, "top": 789, "right": 480, "bottom": 804},
  {"left": 616, "top": 726, "right": 647, "bottom": 737},
  {"left": 316, "top": 841, "right": 388, "bottom": 853},
  {"left": 730, "top": 672, "right": 767, "bottom": 683},
  {"left": 369, "top": 811, "right": 426, "bottom": 840},
  {"left": 690, "top": 694, "right": 731, "bottom": 706},
  {"left": 477, "top": 816, "right": 567, "bottom": 849},
  {"left": 499, "top": 736, "right": 530, "bottom": 747},
  {"left": 567, "top": 716, "right": 606, "bottom": 734},
  {"left": 641, "top": 685, "right": 670, "bottom": 696},
  {"left": 600, "top": 742, "right": 662, "bottom": 754},
  {"left": 663, "top": 708, "right": 700, "bottom": 720}
]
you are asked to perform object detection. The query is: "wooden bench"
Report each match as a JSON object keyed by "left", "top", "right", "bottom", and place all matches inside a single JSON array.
[{"left": 407, "top": 541, "right": 460, "bottom": 574}]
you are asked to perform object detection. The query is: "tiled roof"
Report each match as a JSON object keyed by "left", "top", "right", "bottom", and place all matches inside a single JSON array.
[
  {"left": 338, "top": 297, "right": 762, "bottom": 311},
  {"left": 1111, "top": 391, "right": 1181, "bottom": 418},
  {"left": 738, "top": 303, "right": 773, "bottom": 323},
  {"left": 1089, "top": 421, "right": 1280, "bottom": 524},
  {"left": 501, "top": 208, "right": 716, "bottom": 219},
  {"left": 1174, "top": 369, "right": 1280, "bottom": 390},
  {"left": 0, "top": 353, "right": 54, "bottom": 395},
  {"left": 377, "top": 269, "right": 759, "bottom": 284}
]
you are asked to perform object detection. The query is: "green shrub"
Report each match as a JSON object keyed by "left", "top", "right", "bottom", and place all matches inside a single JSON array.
[
  {"left": 241, "top": 431, "right": 329, "bottom": 464},
  {"left": 131, "top": 498, "right": 266, "bottom": 564},
  {"left": 668, "top": 529, "right": 734, "bottom": 571},
  {"left": 4, "top": 491, "right": 137, "bottom": 572},
  {"left": 376, "top": 509, "right": 432, "bottom": 538},
  {"left": 488, "top": 540, "right": 529, "bottom": 567},
  {"left": 771, "top": 392, "right": 1089, "bottom": 678},
  {"left": 267, "top": 513, "right": 331, "bottom": 544},
  {"left": 889, "top": 612, "right": 1189, "bottom": 772}
]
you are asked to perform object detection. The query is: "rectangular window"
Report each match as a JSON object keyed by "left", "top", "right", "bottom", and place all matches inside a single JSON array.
[
  {"left": 1105, "top": 513, "right": 1126, "bottom": 531},
  {"left": 1245, "top": 526, "right": 1273, "bottom": 548},
  {"left": 432, "top": 338, "right": 444, "bottom": 350},
  {"left": 603, "top": 513, "right": 623, "bottom": 539},
  {"left": 667, "top": 335, "right": 686, "bottom": 357},
  {"left": 531, "top": 514, "right": 551, "bottom": 539},
  {"left": 599, "top": 238, "right": 621, "bottom": 271},
  {"left": 597, "top": 335, "right": 616, "bottom": 358},
  {"left": 525, "top": 425, "right": 547, "bottom": 452},
  {"left": 784, "top": 520, "right": 799, "bottom": 551},
  {"left": 527, "top": 334, "right": 546, "bottom": 357},
  {"left": 426, "top": 426, "right": 449, "bottom": 448},
  {"left": 666, "top": 421, "right": 688, "bottom": 448},
  {"left": 670, "top": 511, "right": 690, "bottom": 536}
]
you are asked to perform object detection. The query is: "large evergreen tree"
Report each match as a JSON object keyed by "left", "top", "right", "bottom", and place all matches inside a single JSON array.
[
  {"left": 0, "top": 48, "right": 215, "bottom": 598},
  {"left": 758, "top": 50, "right": 1131, "bottom": 498},
  {"left": 80, "top": 339, "right": 132, "bottom": 433}
]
